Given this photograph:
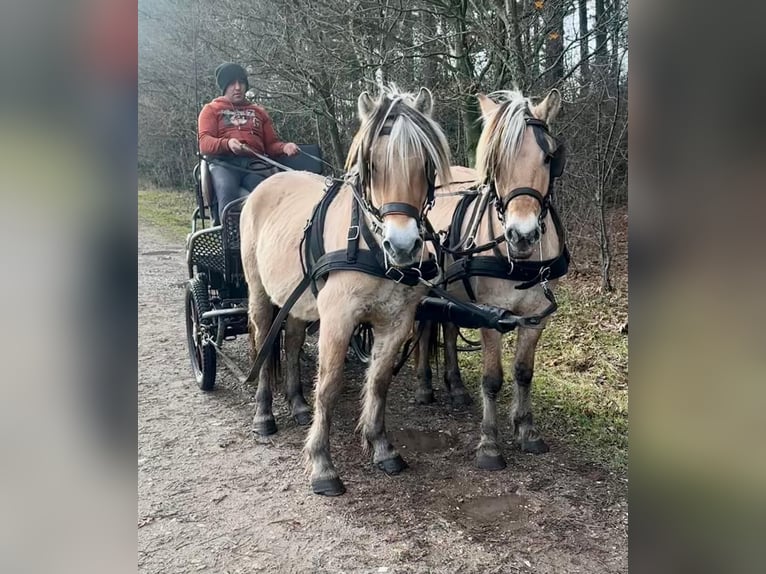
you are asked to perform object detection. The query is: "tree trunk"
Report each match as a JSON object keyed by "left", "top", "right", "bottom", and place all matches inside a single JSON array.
[
  {"left": 545, "top": 0, "right": 565, "bottom": 88},
  {"left": 420, "top": 10, "right": 436, "bottom": 87},
  {"left": 454, "top": 0, "right": 481, "bottom": 164},
  {"left": 318, "top": 87, "right": 345, "bottom": 170},
  {"left": 610, "top": 0, "right": 622, "bottom": 83},
  {"left": 508, "top": 0, "right": 529, "bottom": 89},
  {"left": 594, "top": 0, "right": 608, "bottom": 75},
  {"left": 578, "top": 0, "right": 591, "bottom": 93}
]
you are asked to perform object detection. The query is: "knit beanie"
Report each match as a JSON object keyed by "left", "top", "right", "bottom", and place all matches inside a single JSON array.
[{"left": 215, "top": 63, "right": 249, "bottom": 94}]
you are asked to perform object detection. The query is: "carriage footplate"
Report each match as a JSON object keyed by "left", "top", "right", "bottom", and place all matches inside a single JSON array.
[{"left": 415, "top": 297, "right": 521, "bottom": 333}]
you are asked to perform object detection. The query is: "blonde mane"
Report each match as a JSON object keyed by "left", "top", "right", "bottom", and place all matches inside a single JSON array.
[
  {"left": 345, "top": 85, "right": 452, "bottom": 190},
  {"left": 474, "top": 90, "right": 533, "bottom": 185}
]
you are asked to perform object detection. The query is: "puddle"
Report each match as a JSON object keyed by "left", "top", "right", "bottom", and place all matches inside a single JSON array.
[
  {"left": 460, "top": 494, "right": 528, "bottom": 525},
  {"left": 389, "top": 428, "right": 454, "bottom": 453}
]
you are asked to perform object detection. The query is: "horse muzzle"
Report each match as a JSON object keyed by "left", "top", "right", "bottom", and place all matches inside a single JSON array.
[
  {"left": 382, "top": 218, "right": 423, "bottom": 266},
  {"left": 506, "top": 226, "right": 540, "bottom": 260}
]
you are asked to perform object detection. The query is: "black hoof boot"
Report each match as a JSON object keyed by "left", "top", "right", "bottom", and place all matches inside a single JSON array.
[
  {"left": 252, "top": 418, "right": 278, "bottom": 436},
  {"left": 521, "top": 437, "right": 549, "bottom": 454},
  {"left": 293, "top": 411, "right": 312, "bottom": 426},
  {"left": 376, "top": 455, "right": 409, "bottom": 475},
  {"left": 415, "top": 389, "right": 435, "bottom": 405},
  {"left": 476, "top": 452, "right": 507, "bottom": 471},
  {"left": 450, "top": 391, "right": 473, "bottom": 409},
  {"left": 312, "top": 477, "right": 346, "bottom": 496}
]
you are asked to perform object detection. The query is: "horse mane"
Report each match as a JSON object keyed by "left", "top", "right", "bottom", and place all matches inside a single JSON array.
[
  {"left": 474, "top": 90, "right": 533, "bottom": 186},
  {"left": 345, "top": 85, "right": 452, "bottom": 189}
]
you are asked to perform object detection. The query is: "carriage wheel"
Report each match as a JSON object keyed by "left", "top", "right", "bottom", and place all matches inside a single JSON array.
[
  {"left": 185, "top": 277, "right": 217, "bottom": 390},
  {"left": 350, "top": 323, "right": 374, "bottom": 364}
]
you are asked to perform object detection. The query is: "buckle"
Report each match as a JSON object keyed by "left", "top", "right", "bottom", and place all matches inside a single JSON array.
[
  {"left": 385, "top": 267, "right": 406, "bottom": 283},
  {"left": 347, "top": 225, "right": 360, "bottom": 241}
]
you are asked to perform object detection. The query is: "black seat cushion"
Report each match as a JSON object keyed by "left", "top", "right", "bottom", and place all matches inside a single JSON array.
[{"left": 277, "top": 144, "right": 323, "bottom": 174}]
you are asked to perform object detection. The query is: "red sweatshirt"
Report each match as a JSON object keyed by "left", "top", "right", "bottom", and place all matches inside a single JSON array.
[{"left": 198, "top": 97, "right": 287, "bottom": 157}]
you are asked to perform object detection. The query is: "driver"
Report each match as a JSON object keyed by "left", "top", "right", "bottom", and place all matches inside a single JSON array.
[{"left": 198, "top": 62, "right": 299, "bottom": 223}]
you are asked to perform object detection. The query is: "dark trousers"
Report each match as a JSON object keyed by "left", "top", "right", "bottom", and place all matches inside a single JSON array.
[{"left": 209, "top": 158, "right": 273, "bottom": 223}]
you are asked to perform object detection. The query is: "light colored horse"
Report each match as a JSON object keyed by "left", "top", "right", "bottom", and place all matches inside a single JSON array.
[
  {"left": 415, "top": 89, "right": 565, "bottom": 470},
  {"left": 239, "top": 86, "right": 451, "bottom": 495}
]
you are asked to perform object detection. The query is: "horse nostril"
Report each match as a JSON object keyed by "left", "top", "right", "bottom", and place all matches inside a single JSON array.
[
  {"left": 383, "top": 239, "right": 393, "bottom": 254},
  {"left": 531, "top": 228, "right": 540, "bottom": 243},
  {"left": 411, "top": 237, "right": 423, "bottom": 255}
]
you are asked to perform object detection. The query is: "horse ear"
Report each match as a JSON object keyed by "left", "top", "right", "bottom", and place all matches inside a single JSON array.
[
  {"left": 537, "top": 89, "right": 562, "bottom": 124},
  {"left": 413, "top": 87, "right": 434, "bottom": 116},
  {"left": 477, "top": 93, "right": 500, "bottom": 119},
  {"left": 358, "top": 91, "right": 375, "bottom": 121}
]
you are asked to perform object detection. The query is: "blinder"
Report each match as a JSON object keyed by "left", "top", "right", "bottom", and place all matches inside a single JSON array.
[
  {"left": 549, "top": 142, "right": 566, "bottom": 179},
  {"left": 528, "top": 115, "right": 566, "bottom": 179},
  {"left": 492, "top": 113, "right": 564, "bottom": 226}
]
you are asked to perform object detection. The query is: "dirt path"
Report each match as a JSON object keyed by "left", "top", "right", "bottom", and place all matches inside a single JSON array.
[{"left": 138, "top": 222, "right": 627, "bottom": 573}]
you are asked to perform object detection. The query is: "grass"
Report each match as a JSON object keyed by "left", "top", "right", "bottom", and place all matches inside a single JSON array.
[
  {"left": 456, "top": 283, "right": 628, "bottom": 472},
  {"left": 138, "top": 187, "right": 628, "bottom": 472},
  {"left": 138, "top": 188, "right": 198, "bottom": 241}
]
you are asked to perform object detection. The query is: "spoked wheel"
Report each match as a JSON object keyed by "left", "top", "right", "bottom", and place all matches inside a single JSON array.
[
  {"left": 350, "top": 323, "right": 374, "bottom": 364},
  {"left": 185, "top": 277, "right": 217, "bottom": 390}
]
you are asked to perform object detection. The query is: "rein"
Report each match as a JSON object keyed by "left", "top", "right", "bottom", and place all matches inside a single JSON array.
[{"left": 201, "top": 144, "right": 341, "bottom": 176}]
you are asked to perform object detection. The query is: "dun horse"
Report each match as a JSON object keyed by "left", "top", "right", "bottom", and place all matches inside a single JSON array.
[
  {"left": 416, "top": 89, "right": 567, "bottom": 470},
  {"left": 240, "top": 87, "right": 451, "bottom": 495}
]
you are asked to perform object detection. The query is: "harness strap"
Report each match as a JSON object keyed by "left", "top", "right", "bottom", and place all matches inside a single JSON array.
[
  {"left": 379, "top": 202, "right": 421, "bottom": 219},
  {"left": 444, "top": 247, "right": 570, "bottom": 290},
  {"left": 312, "top": 250, "right": 439, "bottom": 286},
  {"left": 244, "top": 274, "right": 312, "bottom": 383},
  {"left": 347, "top": 198, "right": 361, "bottom": 263}
]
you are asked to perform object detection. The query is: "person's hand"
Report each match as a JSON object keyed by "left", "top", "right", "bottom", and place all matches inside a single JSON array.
[
  {"left": 227, "top": 138, "right": 246, "bottom": 155},
  {"left": 283, "top": 142, "right": 299, "bottom": 156}
]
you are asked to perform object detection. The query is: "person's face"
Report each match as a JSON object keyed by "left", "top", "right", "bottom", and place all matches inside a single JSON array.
[{"left": 224, "top": 79, "right": 247, "bottom": 105}]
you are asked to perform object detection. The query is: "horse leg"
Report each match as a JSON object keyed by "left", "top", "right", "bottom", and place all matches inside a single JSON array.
[
  {"left": 443, "top": 322, "right": 473, "bottom": 408},
  {"left": 248, "top": 279, "right": 278, "bottom": 436},
  {"left": 414, "top": 321, "right": 435, "bottom": 404},
  {"left": 475, "top": 328, "right": 507, "bottom": 470},
  {"left": 512, "top": 327, "right": 549, "bottom": 454},
  {"left": 283, "top": 315, "right": 311, "bottom": 426},
  {"left": 359, "top": 318, "right": 413, "bottom": 475},
  {"left": 304, "top": 308, "right": 355, "bottom": 496}
]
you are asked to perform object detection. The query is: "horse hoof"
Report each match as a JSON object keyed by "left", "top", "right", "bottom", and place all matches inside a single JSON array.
[
  {"left": 252, "top": 418, "right": 278, "bottom": 436},
  {"left": 476, "top": 453, "right": 507, "bottom": 471},
  {"left": 376, "top": 455, "right": 409, "bottom": 475},
  {"left": 415, "top": 389, "right": 435, "bottom": 405},
  {"left": 293, "top": 411, "right": 312, "bottom": 426},
  {"left": 521, "top": 437, "right": 549, "bottom": 454},
  {"left": 312, "top": 477, "right": 346, "bottom": 496},
  {"left": 450, "top": 392, "right": 473, "bottom": 409}
]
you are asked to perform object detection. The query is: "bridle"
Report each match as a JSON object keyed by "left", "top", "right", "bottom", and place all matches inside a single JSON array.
[
  {"left": 350, "top": 114, "right": 438, "bottom": 234},
  {"left": 489, "top": 111, "right": 566, "bottom": 235}
]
